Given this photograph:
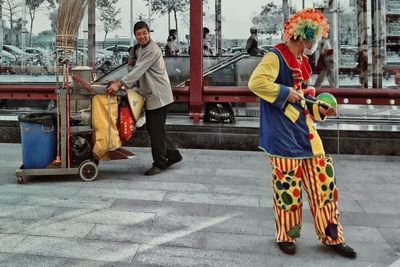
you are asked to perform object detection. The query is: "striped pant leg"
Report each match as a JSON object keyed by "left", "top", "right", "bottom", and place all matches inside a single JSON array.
[
  {"left": 269, "top": 156, "right": 304, "bottom": 243},
  {"left": 301, "top": 155, "right": 345, "bottom": 245}
]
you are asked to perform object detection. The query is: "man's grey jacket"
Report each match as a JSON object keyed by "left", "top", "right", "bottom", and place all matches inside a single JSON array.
[{"left": 121, "top": 39, "right": 174, "bottom": 110}]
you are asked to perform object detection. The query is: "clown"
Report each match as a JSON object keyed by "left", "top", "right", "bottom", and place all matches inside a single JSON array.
[{"left": 248, "top": 9, "right": 356, "bottom": 258}]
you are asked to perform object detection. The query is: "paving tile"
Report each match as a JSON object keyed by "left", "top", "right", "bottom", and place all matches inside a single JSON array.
[
  {"left": 164, "top": 192, "right": 260, "bottom": 207},
  {"left": 378, "top": 227, "right": 400, "bottom": 246},
  {"left": 0, "top": 218, "right": 34, "bottom": 234},
  {"left": 94, "top": 180, "right": 210, "bottom": 193},
  {"left": 69, "top": 209, "right": 157, "bottom": 226},
  {"left": 24, "top": 221, "right": 95, "bottom": 239},
  {"left": 208, "top": 204, "right": 269, "bottom": 220},
  {"left": 0, "top": 204, "right": 57, "bottom": 220},
  {"left": 133, "top": 245, "right": 270, "bottom": 267},
  {"left": 88, "top": 224, "right": 204, "bottom": 249},
  {"left": 62, "top": 258, "right": 135, "bottom": 267},
  {"left": 19, "top": 195, "right": 115, "bottom": 210},
  {"left": 204, "top": 232, "right": 269, "bottom": 254},
  {"left": 358, "top": 200, "right": 400, "bottom": 215},
  {"left": 112, "top": 199, "right": 209, "bottom": 216},
  {"left": 0, "top": 184, "right": 80, "bottom": 198},
  {"left": 0, "top": 253, "right": 66, "bottom": 267},
  {"left": 75, "top": 188, "right": 167, "bottom": 202},
  {"left": 12, "top": 236, "right": 139, "bottom": 263},
  {"left": 212, "top": 184, "right": 270, "bottom": 196},
  {"left": 0, "top": 234, "right": 26, "bottom": 252},
  {"left": 0, "top": 193, "right": 26, "bottom": 205},
  {"left": 341, "top": 211, "right": 400, "bottom": 228},
  {"left": 204, "top": 216, "right": 264, "bottom": 235}
]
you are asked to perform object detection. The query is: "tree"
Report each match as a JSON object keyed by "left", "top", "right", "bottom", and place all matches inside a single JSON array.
[
  {"left": 1, "top": 0, "right": 4, "bottom": 54},
  {"left": 144, "top": 0, "right": 190, "bottom": 37},
  {"left": 46, "top": 0, "right": 59, "bottom": 9},
  {"left": 97, "top": 0, "right": 121, "bottom": 48},
  {"left": 26, "top": 0, "right": 46, "bottom": 46},
  {"left": 3, "top": 0, "right": 21, "bottom": 45},
  {"left": 14, "top": 17, "right": 25, "bottom": 45},
  {"left": 48, "top": 9, "right": 57, "bottom": 34},
  {"left": 252, "top": 2, "right": 284, "bottom": 35},
  {"left": 136, "top": 12, "right": 155, "bottom": 27}
]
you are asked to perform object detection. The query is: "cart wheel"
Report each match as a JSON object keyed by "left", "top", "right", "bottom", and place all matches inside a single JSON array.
[
  {"left": 79, "top": 161, "right": 98, "bottom": 182},
  {"left": 17, "top": 176, "right": 25, "bottom": 184}
]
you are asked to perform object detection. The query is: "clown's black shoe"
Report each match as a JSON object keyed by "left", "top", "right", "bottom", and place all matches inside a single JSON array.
[
  {"left": 277, "top": 242, "right": 296, "bottom": 255},
  {"left": 327, "top": 243, "right": 357, "bottom": 259}
]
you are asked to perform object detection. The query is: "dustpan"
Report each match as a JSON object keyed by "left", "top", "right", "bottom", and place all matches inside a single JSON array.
[{"left": 107, "top": 95, "right": 135, "bottom": 160}]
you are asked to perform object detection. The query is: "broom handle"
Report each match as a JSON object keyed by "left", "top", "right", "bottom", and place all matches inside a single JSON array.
[
  {"left": 55, "top": 53, "right": 60, "bottom": 160},
  {"left": 65, "top": 64, "right": 71, "bottom": 168},
  {"left": 108, "top": 95, "right": 112, "bottom": 149}
]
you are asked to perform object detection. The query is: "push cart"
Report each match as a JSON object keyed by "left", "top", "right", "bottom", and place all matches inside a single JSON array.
[{"left": 15, "top": 70, "right": 111, "bottom": 184}]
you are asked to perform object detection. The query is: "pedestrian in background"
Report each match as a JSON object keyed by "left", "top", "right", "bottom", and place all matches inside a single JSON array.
[
  {"left": 248, "top": 9, "right": 356, "bottom": 258},
  {"left": 165, "top": 29, "right": 179, "bottom": 56},
  {"left": 314, "top": 37, "right": 336, "bottom": 88},
  {"left": 246, "top": 26, "right": 262, "bottom": 56},
  {"left": 203, "top": 27, "right": 214, "bottom": 56}
]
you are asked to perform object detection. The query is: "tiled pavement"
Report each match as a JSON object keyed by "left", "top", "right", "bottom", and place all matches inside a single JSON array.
[{"left": 0, "top": 143, "right": 399, "bottom": 266}]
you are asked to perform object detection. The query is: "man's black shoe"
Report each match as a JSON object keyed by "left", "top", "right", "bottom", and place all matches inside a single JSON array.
[
  {"left": 327, "top": 243, "right": 357, "bottom": 259},
  {"left": 277, "top": 242, "right": 296, "bottom": 255},
  {"left": 167, "top": 154, "right": 183, "bottom": 168},
  {"left": 145, "top": 166, "right": 163, "bottom": 176}
]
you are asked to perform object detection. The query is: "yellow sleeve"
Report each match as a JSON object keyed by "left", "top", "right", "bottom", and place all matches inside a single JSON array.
[{"left": 248, "top": 52, "right": 280, "bottom": 103}]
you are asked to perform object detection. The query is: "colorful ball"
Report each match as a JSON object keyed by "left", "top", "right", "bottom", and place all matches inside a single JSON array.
[{"left": 317, "top": 92, "right": 337, "bottom": 108}]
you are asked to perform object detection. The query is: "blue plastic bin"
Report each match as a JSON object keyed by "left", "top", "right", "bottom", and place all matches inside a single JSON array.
[{"left": 19, "top": 114, "right": 56, "bottom": 169}]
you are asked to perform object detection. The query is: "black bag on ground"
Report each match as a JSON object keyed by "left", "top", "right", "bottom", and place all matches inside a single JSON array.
[
  {"left": 203, "top": 102, "right": 235, "bottom": 123},
  {"left": 70, "top": 135, "right": 93, "bottom": 167}
]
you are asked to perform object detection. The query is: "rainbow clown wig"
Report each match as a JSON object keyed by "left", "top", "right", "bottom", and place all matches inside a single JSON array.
[{"left": 283, "top": 9, "right": 330, "bottom": 42}]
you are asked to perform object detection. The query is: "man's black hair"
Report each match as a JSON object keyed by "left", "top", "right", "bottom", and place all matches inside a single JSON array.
[
  {"left": 203, "top": 27, "right": 210, "bottom": 39},
  {"left": 134, "top": 21, "right": 150, "bottom": 33},
  {"left": 169, "top": 29, "right": 177, "bottom": 36}
]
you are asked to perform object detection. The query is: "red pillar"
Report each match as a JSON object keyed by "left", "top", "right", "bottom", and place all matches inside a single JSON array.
[{"left": 189, "top": 0, "right": 203, "bottom": 123}]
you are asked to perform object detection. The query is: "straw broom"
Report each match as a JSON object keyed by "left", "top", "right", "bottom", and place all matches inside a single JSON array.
[
  {"left": 56, "top": 0, "right": 88, "bottom": 52},
  {"left": 53, "top": 0, "right": 88, "bottom": 168}
]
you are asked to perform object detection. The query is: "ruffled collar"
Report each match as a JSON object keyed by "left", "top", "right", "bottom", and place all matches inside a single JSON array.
[{"left": 273, "top": 43, "right": 312, "bottom": 89}]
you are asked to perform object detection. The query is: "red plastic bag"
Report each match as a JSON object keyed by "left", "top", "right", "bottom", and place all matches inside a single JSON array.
[{"left": 118, "top": 98, "right": 136, "bottom": 141}]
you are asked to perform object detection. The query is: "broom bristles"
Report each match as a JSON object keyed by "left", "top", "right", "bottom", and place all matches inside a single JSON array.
[{"left": 56, "top": 0, "right": 88, "bottom": 50}]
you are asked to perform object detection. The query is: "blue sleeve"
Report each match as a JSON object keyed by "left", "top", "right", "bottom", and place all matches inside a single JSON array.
[{"left": 272, "top": 84, "right": 290, "bottom": 109}]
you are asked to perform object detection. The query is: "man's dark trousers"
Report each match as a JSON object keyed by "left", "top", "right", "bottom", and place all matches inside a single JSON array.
[{"left": 145, "top": 104, "right": 181, "bottom": 169}]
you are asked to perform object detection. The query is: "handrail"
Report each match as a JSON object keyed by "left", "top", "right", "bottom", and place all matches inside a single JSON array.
[
  {"left": 0, "top": 83, "right": 399, "bottom": 105},
  {"left": 176, "top": 52, "right": 250, "bottom": 87}
]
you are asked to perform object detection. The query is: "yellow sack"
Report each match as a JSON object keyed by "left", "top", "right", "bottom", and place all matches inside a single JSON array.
[{"left": 91, "top": 95, "right": 121, "bottom": 160}]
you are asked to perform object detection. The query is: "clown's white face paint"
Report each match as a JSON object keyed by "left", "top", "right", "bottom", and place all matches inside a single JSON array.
[{"left": 303, "top": 40, "right": 318, "bottom": 55}]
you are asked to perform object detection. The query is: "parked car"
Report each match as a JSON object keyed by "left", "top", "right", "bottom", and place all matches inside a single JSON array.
[
  {"left": 227, "top": 46, "right": 244, "bottom": 54},
  {"left": 0, "top": 50, "right": 17, "bottom": 65},
  {"left": 51, "top": 49, "right": 88, "bottom": 66},
  {"left": 24, "top": 47, "right": 52, "bottom": 65},
  {"left": 104, "top": 45, "right": 130, "bottom": 56},
  {"left": 76, "top": 47, "right": 115, "bottom": 68},
  {"left": 24, "top": 47, "right": 49, "bottom": 55},
  {"left": 3, "top": 45, "right": 40, "bottom": 65}
]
